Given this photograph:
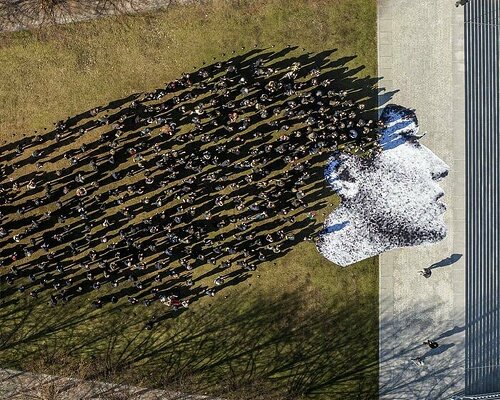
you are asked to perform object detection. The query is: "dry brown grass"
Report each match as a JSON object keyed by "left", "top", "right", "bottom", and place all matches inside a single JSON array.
[{"left": 0, "top": 1, "right": 378, "bottom": 399}]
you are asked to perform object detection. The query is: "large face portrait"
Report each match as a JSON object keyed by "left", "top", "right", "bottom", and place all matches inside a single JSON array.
[
  {"left": 3, "top": 49, "right": 433, "bottom": 315},
  {"left": 317, "top": 104, "right": 449, "bottom": 267}
]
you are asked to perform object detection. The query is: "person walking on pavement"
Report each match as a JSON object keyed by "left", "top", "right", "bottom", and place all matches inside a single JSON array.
[
  {"left": 410, "top": 357, "right": 425, "bottom": 366},
  {"left": 418, "top": 267, "right": 432, "bottom": 278},
  {"left": 423, "top": 339, "right": 439, "bottom": 349}
]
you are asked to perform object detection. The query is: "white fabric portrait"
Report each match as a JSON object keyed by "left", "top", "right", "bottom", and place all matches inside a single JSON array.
[{"left": 317, "top": 104, "right": 449, "bottom": 267}]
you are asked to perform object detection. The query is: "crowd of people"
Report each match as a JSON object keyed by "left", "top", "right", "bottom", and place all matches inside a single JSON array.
[{"left": 0, "top": 47, "right": 382, "bottom": 327}]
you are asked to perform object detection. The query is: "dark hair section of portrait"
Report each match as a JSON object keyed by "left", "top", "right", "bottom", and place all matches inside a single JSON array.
[{"left": 0, "top": 47, "right": 394, "bottom": 327}]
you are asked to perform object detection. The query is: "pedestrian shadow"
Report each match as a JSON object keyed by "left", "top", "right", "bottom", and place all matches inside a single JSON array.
[
  {"left": 379, "top": 306, "right": 464, "bottom": 398},
  {"left": 430, "top": 253, "right": 463, "bottom": 270},
  {"left": 436, "top": 325, "right": 465, "bottom": 341},
  {"left": 0, "top": 46, "right": 394, "bottom": 312},
  {"left": 423, "top": 343, "right": 456, "bottom": 360}
]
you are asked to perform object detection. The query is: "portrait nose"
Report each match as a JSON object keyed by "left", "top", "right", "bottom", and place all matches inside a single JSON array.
[{"left": 427, "top": 149, "right": 449, "bottom": 181}]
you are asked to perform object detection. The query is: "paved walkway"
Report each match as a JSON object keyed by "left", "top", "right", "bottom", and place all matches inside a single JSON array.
[
  {"left": 0, "top": 368, "right": 218, "bottom": 400},
  {"left": 378, "top": 0, "right": 466, "bottom": 398}
]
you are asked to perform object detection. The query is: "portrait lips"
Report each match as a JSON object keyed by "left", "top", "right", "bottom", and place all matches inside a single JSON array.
[{"left": 434, "top": 191, "right": 447, "bottom": 214}]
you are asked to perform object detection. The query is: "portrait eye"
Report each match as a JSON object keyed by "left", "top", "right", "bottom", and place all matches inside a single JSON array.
[{"left": 409, "top": 138, "right": 421, "bottom": 148}]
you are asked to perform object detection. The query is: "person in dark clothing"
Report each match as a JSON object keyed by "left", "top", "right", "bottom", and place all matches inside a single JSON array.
[
  {"left": 0, "top": 48, "right": 383, "bottom": 317},
  {"left": 418, "top": 267, "right": 432, "bottom": 278},
  {"left": 423, "top": 340, "right": 439, "bottom": 349}
]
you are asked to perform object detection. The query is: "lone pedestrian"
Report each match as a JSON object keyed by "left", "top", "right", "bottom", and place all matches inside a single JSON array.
[
  {"left": 410, "top": 357, "right": 425, "bottom": 366},
  {"left": 423, "top": 340, "right": 439, "bottom": 349},
  {"left": 418, "top": 267, "right": 432, "bottom": 278}
]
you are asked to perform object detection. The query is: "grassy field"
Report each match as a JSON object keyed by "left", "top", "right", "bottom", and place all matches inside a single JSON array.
[{"left": 0, "top": 0, "right": 379, "bottom": 398}]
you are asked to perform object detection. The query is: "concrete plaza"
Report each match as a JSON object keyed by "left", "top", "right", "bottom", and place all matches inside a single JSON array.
[{"left": 378, "top": 0, "right": 466, "bottom": 398}]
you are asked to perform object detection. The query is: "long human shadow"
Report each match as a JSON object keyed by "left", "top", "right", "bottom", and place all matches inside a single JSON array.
[
  {"left": 429, "top": 253, "right": 463, "bottom": 270},
  {"left": 379, "top": 302, "right": 466, "bottom": 399},
  {"left": 0, "top": 47, "right": 396, "bottom": 329}
]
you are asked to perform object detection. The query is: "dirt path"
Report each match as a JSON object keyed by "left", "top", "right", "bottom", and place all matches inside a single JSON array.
[
  {"left": 0, "top": 0, "right": 190, "bottom": 32},
  {"left": 0, "top": 368, "right": 220, "bottom": 400}
]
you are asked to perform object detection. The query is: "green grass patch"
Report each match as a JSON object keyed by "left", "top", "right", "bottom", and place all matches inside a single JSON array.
[{"left": 0, "top": 0, "right": 378, "bottom": 398}]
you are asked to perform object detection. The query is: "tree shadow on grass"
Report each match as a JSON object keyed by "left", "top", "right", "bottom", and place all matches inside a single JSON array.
[
  {"left": 0, "top": 46, "right": 397, "bottom": 399},
  {"left": 0, "top": 285, "right": 379, "bottom": 399}
]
